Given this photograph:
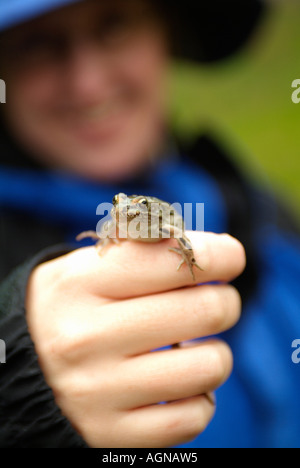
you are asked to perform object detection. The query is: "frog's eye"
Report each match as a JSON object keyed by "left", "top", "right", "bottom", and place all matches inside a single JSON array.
[
  {"left": 139, "top": 198, "right": 148, "bottom": 206},
  {"left": 112, "top": 195, "right": 119, "bottom": 206}
]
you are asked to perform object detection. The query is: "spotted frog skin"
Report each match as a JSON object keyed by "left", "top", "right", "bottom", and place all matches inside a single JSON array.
[{"left": 77, "top": 193, "right": 203, "bottom": 281}]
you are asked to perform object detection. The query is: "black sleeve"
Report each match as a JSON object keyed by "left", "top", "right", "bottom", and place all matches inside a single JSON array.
[{"left": 0, "top": 247, "right": 89, "bottom": 448}]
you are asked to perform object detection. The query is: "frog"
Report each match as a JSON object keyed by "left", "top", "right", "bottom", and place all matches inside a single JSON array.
[{"left": 76, "top": 193, "right": 203, "bottom": 281}]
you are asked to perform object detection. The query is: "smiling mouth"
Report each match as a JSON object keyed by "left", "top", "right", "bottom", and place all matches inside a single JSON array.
[
  {"left": 80, "top": 102, "right": 123, "bottom": 122},
  {"left": 63, "top": 95, "right": 133, "bottom": 127}
]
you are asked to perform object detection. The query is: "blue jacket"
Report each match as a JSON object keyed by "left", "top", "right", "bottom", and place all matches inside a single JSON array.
[{"left": 0, "top": 134, "right": 299, "bottom": 448}]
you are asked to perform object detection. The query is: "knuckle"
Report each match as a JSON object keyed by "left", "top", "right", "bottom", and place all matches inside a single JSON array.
[
  {"left": 44, "top": 333, "right": 81, "bottom": 364},
  {"left": 55, "top": 373, "right": 88, "bottom": 400},
  {"left": 45, "top": 324, "right": 95, "bottom": 365}
]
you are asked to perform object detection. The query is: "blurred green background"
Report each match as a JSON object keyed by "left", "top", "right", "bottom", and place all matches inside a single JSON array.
[{"left": 169, "top": 0, "right": 300, "bottom": 220}]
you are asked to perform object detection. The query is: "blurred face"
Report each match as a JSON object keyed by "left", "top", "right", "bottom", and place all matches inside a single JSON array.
[{"left": 1, "top": 0, "right": 169, "bottom": 181}]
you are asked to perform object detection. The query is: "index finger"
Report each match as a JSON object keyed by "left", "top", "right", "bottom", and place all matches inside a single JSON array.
[{"left": 65, "top": 232, "right": 246, "bottom": 299}]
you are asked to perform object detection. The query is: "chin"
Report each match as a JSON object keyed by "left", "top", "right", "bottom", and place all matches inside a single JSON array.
[{"left": 60, "top": 125, "right": 162, "bottom": 182}]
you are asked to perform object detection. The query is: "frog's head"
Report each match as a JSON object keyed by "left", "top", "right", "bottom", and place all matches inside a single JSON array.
[{"left": 111, "top": 193, "right": 150, "bottom": 224}]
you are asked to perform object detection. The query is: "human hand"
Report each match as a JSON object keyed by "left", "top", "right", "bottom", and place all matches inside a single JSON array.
[{"left": 26, "top": 232, "right": 245, "bottom": 448}]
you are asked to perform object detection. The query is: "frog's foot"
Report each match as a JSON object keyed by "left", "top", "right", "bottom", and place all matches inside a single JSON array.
[
  {"left": 95, "top": 237, "right": 120, "bottom": 256},
  {"left": 169, "top": 243, "right": 203, "bottom": 281},
  {"left": 76, "top": 231, "right": 119, "bottom": 256}
]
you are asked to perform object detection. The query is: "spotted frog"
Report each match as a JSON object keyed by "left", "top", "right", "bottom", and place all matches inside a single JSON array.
[{"left": 77, "top": 193, "right": 203, "bottom": 281}]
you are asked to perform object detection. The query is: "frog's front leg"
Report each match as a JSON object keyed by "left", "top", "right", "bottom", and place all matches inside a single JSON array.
[
  {"left": 162, "top": 225, "right": 203, "bottom": 281},
  {"left": 76, "top": 220, "right": 119, "bottom": 255}
]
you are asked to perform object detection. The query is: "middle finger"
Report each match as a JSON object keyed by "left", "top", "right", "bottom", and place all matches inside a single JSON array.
[{"left": 99, "top": 284, "right": 241, "bottom": 355}]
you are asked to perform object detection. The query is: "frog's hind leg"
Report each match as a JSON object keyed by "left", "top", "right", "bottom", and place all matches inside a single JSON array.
[{"left": 168, "top": 231, "right": 203, "bottom": 281}]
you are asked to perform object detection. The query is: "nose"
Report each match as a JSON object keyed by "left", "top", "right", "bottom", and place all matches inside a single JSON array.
[{"left": 64, "top": 38, "right": 110, "bottom": 103}]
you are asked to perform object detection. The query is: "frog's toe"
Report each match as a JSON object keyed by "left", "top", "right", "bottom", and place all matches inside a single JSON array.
[
  {"left": 192, "top": 259, "right": 204, "bottom": 271},
  {"left": 95, "top": 238, "right": 110, "bottom": 255},
  {"left": 76, "top": 230, "right": 99, "bottom": 242},
  {"left": 169, "top": 247, "right": 182, "bottom": 255},
  {"left": 169, "top": 247, "right": 194, "bottom": 278},
  {"left": 176, "top": 259, "right": 185, "bottom": 271},
  {"left": 95, "top": 241, "right": 105, "bottom": 256}
]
